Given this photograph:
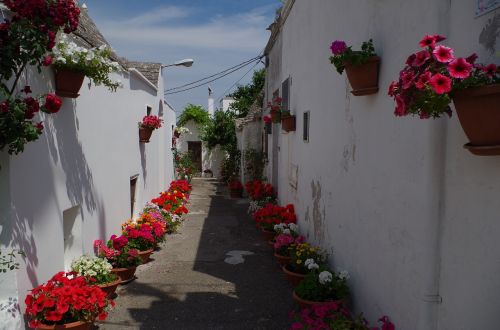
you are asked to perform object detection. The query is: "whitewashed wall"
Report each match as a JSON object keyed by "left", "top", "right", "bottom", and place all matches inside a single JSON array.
[
  {"left": 266, "top": 1, "right": 500, "bottom": 329},
  {"left": 0, "top": 65, "right": 175, "bottom": 329}
]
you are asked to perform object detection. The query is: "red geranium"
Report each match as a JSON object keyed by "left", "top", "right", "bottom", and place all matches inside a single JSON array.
[
  {"left": 253, "top": 203, "right": 296, "bottom": 231},
  {"left": 25, "top": 271, "right": 113, "bottom": 328},
  {"left": 245, "top": 180, "right": 275, "bottom": 201},
  {"left": 139, "top": 115, "right": 163, "bottom": 130},
  {"left": 42, "top": 93, "right": 62, "bottom": 114}
]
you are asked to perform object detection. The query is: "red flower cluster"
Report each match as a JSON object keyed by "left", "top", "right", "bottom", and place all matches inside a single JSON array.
[
  {"left": 229, "top": 180, "right": 243, "bottom": 190},
  {"left": 25, "top": 271, "right": 113, "bottom": 329},
  {"left": 169, "top": 179, "right": 192, "bottom": 195},
  {"left": 254, "top": 203, "right": 296, "bottom": 230},
  {"left": 389, "top": 34, "right": 500, "bottom": 119},
  {"left": 245, "top": 180, "right": 275, "bottom": 201},
  {"left": 43, "top": 93, "right": 63, "bottom": 114},
  {"left": 140, "top": 115, "right": 163, "bottom": 130},
  {"left": 152, "top": 181, "right": 190, "bottom": 216},
  {"left": 267, "top": 96, "right": 283, "bottom": 113},
  {"left": 263, "top": 115, "right": 271, "bottom": 124}
]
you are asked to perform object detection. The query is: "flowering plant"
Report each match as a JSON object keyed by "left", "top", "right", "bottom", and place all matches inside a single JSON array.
[
  {"left": 142, "top": 202, "right": 179, "bottom": 233},
  {"left": 290, "top": 303, "right": 395, "bottom": 330},
  {"left": 169, "top": 179, "right": 192, "bottom": 195},
  {"left": 267, "top": 96, "right": 289, "bottom": 118},
  {"left": 25, "top": 271, "right": 113, "bottom": 328},
  {"left": 389, "top": 34, "right": 500, "bottom": 119},
  {"left": 51, "top": 35, "right": 121, "bottom": 91},
  {"left": 329, "top": 39, "right": 376, "bottom": 74},
  {"left": 245, "top": 180, "right": 275, "bottom": 201},
  {"left": 152, "top": 190, "right": 189, "bottom": 215},
  {"left": 253, "top": 203, "right": 297, "bottom": 231},
  {"left": 229, "top": 180, "right": 243, "bottom": 190},
  {"left": 287, "top": 243, "right": 325, "bottom": 274},
  {"left": 139, "top": 115, "right": 163, "bottom": 130},
  {"left": 94, "top": 237, "right": 141, "bottom": 269},
  {"left": 122, "top": 223, "right": 156, "bottom": 251},
  {"left": 263, "top": 115, "right": 271, "bottom": 124},
  {"left": 294, "top": 270, "right": 350, "bottom": 303},
  {"left": 174, "top": 126, "right": 190, "bottom": 135},
  {"left": 274, "top": 233, "right": 305, "bottom": 256},
  {"left": 71, "top": 255, "right": 117, "bottom": 285}
]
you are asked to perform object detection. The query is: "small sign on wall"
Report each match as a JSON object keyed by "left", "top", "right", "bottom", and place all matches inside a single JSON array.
[{"left": 476, "top": 0, "right": 500, "bottom": 17}]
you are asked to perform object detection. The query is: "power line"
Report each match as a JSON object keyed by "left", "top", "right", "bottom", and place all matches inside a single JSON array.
[
  {"left": 164, "top": 55, "right": 262, "bottom": 93},
  {"left": 164, "top": 57, "right": 263, "bottom": 95},
  {"left": 216, "top": 59, "right": 262, "bottom": 103}
]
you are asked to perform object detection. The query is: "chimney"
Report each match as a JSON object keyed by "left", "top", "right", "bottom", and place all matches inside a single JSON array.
[{"left": 208, "top": 86, "right": 214, "bottom": 116}]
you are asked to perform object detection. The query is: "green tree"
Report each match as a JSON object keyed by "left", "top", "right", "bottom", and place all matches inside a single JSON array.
[
  {"left": 177, "top": 104, "right": 210, "bottom": 127},
  {"left": 229, "top": 68, "right": 265, "bottom": 118}
]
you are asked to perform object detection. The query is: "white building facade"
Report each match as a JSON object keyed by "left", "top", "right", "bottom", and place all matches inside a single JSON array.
[
  {"left": 265, "top": 1, "right": 500, "bottom": 329},
  {"left": 0, "top": 10, "right": 176, "bottom": 329}
]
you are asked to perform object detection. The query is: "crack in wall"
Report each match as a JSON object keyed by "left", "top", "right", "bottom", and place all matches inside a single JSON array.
[{"left": 311, "top": 180, "right": 325, "bottom": 244}]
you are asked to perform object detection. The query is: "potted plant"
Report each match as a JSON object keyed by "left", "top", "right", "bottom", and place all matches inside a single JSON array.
[
  {"left": 273, "top": 231, "right": 305, "bottom": 268},
  {"left": 228, "top": 180, "right": 244, "bottom": 198},
  {"left": 283, "top": 243, "right": 326, "bottom": 287},
  {"left": 389, "top": 34, "right": 500, "bottom": 155},
  {"left": 245, "top": 180, "right": 276, "bottom": 202},
  {"left": 263, "top": 115, "right": 272, "bottom": 134},
  {"left": 293, "top": 270, "right": 350, "bottom": 308},
  {"left": 138, "top": 115, "right": 163, "bottom": 143},
  {"left": 25, "top": 271, "right": 114, "bottom": 330},
  {"left": 330, "top": 39, "right": 380, "bottom": 96},
  {"left": 122, "top": 222, "right": 157, "bottom": 264},
  {"left": 173, "top": 126, "right": 190, "bottom": 138},
  {"left": 267, "top": 96, "right": 283, "bottom": 123},
  {"left": 253, "top": 203, "right": 297, "bottom": 240},
  {"left": 51, "top": 35, "right": 121, "bottom": 98},
  {"left": 281, "top": 113, "right": 296, "bottom": 132},
  {"left": 94, "top": 236, "right": 141, "bottom": 283},
  {"left": 71, "top": 255, "right": 120, "bottom": 298}
]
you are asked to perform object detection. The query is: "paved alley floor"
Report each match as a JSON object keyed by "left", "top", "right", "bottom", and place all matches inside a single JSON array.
[{"left": 99, "top": 178, "right": 294, "bottom": 330}]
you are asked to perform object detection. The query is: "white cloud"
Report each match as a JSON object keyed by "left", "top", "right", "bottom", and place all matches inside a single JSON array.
[{"left": 126, "top": 6, "right": 191, "bottom": 26}]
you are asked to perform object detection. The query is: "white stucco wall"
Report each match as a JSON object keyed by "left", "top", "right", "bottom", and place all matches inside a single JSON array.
[
  {"left": 0, "top": 64, "right": 175, "bottom": 329},
  {"left": 266, "top": 1, "right": 500, "bottom": 329}
]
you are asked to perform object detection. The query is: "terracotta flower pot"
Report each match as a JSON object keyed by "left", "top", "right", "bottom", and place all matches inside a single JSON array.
[
  {"left": 452, "top": 84, "right": 500, "bottom": 155},
  {"left": 283, "top": 264, "right": 306, "bottom": 287},
  {"left": 281, "top": 115, "right": 296, "bottom": 132},
  {"left": 271, "top": 110, "right": 281, "bottom": 123},
  {"left": 138, "top": 249, "right": 154, "bottom": 264},
  {"left": 36, "top": 321, "right": 92, "bottom": 330},
  {"left": 139, "top": 127, "right": 153, "bottom": 143},
  {"left": 344, "top": 56, "right": 380, "bottom": 96},
  {"left": 111, "top": 266, "right": 137, "bottom": 284},
  {"left": 55, "top": 68, "right": 85, "bottom": 98},
  {"left": 273, "top": 252, "right": 291, "bottom": 268},
  {"left": 292, "top": 290, "right": 344, "bottom": 309},
  {"left": 230, "top": 188, "right": 243, "bottom": 198},
  {"left": 261, "top": 229, "right": 276, "bottom": 241},
  {"left": 97, "top": 278, "right": 122, "bottom": 298}
]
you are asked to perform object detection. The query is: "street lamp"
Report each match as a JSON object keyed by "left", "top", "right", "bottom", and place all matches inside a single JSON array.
[{"left": 162, "top": 58, "right": 194, "bottom": 68}]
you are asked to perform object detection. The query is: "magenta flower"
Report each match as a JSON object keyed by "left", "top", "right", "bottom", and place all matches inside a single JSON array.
[
  {"left": 482, "top": 63, "right": 497, "bottom": 77},
  {"left": 394, "top": 95, "right": 407, "bottom": 117},
  {"left": 400, "top": 70, "right": 415, "bottom": 89},
  {"left": 415, "top": 71, "right": 432, "bottom": 89},
  {"left": 413, "top": 50, "right": 430, "bottom": 67},
  {"left": 465, "top": 53, "right": 478, "bottom": 64},
  {"left": 419, "top": 35, "right": 436, "bottom": 48},
  {"left": 429, "top": 73, "right": 452, "bottom": 94},
  {"left": 433, "top": 45, "right": 454, "bottom": 63},
  {"left": 448, "top": 58, "right": 472, "bottom": 79},
  {"left": 330, "top": 40, "right": 347, "bottom": 55}
]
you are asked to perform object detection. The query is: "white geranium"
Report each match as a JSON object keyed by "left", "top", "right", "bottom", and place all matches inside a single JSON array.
[
  {"left": 288, "top": 223, "right": 298, "bottom": 231},
  {"left": 305, "top": 258, "right": 319, "bottom": 270},
  {"left": 319, "top": 271, "right": 333, "bottom": 285},
  {"left": 248, "top": 200, "right": 262, "bottom": 214},
  {"left": 283, "top": 229, "right": 291, "bottom": 235},
  {"left": 71, "top": 255, "right": 112, "bottom": 279},
  {"left": 338, "top": 270, "right": 350, "bottom": 280}
]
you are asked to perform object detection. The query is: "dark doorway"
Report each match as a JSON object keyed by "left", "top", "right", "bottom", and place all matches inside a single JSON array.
[{"left": 188, "top": 141, "right": 202, "bottom": 173}]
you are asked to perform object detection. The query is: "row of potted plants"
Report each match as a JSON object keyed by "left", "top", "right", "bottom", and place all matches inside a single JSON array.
[
  {"left": 24, "top": 179, "right": 192, "bottom": 329},
  {"left": 238, "top": 180, "right": 395, "bottom": 330}
]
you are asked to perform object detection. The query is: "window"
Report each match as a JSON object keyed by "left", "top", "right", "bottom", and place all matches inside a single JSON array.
[
  {"left": 303, "top": 111, "right": 310, "bottom": 142},
  {"left": 146, "top": 105, "right": 152, "bottom": 116},
  {"left": 130, "top": 175, "right": 139, "bottom": 217},
  {"left": 281, "top": 78, "right": 290, "bottom": 112}
]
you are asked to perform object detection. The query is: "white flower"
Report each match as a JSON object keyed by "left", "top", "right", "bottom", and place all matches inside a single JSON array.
[
  {"left": 288, "top": 223, "right": 298, "bottom": 231},
  {"left": 338, "top": 270, "right": 350, "bottom": 280},
  {"left": 304, "top": 258, "right": 319, "bottom": 270},
  {"left": 283, "top": 229, "right": 291, "bottom": 235},
  {"left": 319, "top": 271, "right": 333, "bottom": 285}
]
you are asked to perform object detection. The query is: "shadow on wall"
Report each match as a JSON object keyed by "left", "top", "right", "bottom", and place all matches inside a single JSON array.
[{"left": 140, "top": 144, "right": 147, "bottom": 186}]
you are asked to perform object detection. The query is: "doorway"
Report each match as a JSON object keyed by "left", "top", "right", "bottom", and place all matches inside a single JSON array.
[{"left": 188, "top": 141, "right": 202, "bottom": 174}]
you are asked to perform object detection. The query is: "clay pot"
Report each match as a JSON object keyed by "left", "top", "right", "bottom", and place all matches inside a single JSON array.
[
  {"left": 452, "top": 84, "right": 500, "bottom": 155},
  {"left": 344, "top": 56, "right": 380, "bottom": 96},
  {"left": 273, "top": 252, "right": 291, "bottom": 268},
  {"left": 281, "top": 115, "right": 296, "bottom": 132},
  {"left": 55, "top": 68, "right": 85, "bottom": 98},
  {"left": 261, "top": 229, "right": 276, "bottom": 241},
  {"left": 230, "top": 188, "right": 243, "bottom": 198},
  {"left": 111, "top": 266, "right": 137, "bottom": 284},
  {"left": 292, "top": 291, "right": 344, "bottom": 309},
  {"left": 138, "top": 249, "right": 154, "bottom": 264},
  {"left": 36, "top": 321, "right": 92, "bottom": 330},
  {"left": 271, "top": 110, "right": 281, "bottom": 123},
  {"left": 283, "top": 264, "right": 306, "bottom": 287},
  {"left": 97, "top": 278, "right": 121, "bottom": 298},
  {"left": 139, "top": 127, "right": 153, "bottom": 143}
]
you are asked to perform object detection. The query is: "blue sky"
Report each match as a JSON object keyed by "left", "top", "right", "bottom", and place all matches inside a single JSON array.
[{"left": 83, "top": 0, "right": 279, "bottom": 114}]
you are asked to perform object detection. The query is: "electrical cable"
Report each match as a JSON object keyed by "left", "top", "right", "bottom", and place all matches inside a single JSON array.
[
  {"left": 216, "top": 60, "right": 262, "bottom": 103},
  {"left": 164, "top": 57, "right": 263, "bottom": 95},
  {"left": 164, "top": 55, "right": 262, "bottom": 93}
]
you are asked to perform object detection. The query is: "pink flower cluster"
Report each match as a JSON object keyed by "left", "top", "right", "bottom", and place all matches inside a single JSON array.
[
  {"left": 389, "top": 34, "right": 499, "bottom": 119},
  {"left": 140, "top": 115, "right": 163, "bottom": 130},
  {"left": 93, "top": 240, "right": 119, "bottom": 260},
  {"left": 274, "top": 234, "right": 304, "bottom": 250}
]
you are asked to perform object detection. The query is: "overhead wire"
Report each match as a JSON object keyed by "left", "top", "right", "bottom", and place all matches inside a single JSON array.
[{"left": 215, "top": 59, "right": 263, "bottom": 103}]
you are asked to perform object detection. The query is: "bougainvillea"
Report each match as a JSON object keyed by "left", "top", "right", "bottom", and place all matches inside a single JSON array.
[{"left": 25, "top": 271, "right": 113, "bottom": 328}]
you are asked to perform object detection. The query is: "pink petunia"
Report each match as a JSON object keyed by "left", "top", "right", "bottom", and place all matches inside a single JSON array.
[
  {"left": 419, "top": 35, "right": 436, "bottom": 48},
  {"left": 482, "top": 64, "right": 497, "bottom": 77},
  {"left": 415, "top": 71, "right": 432, "bottom": 89},
  {"left": 433, "top": 45, "right": 454, "bottom": 63},
  {"left": 448, "top": 58, "right": 472, "bottom": 79},
  {"left": 429, "top": 73, "right": 452, "bottom": 94},
  {"left": 413, "top": 50, "right": 431, "bottom": 67},
  {"left": 400, "top": 70, "right": 415, "bottom": 89},
  {"left": 394, "top": 95, "right": 407, "bottom": 117}
]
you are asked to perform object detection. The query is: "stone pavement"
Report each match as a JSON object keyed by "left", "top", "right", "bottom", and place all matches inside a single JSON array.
[{"left": 99, "top": 178, "right": 294, "bottom": 330}]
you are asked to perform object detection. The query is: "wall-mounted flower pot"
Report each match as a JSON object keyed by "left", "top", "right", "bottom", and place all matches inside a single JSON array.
[
  {"left": 139, "top": 127, "right": 153, "bottom": 143},
  {"left": 452, "top": 84, "right": 500, "bottom": 156},
  {"left": 55, "top": 68, "right": 85, "bottom": 98},
  {"left": 344, "top": 56, "right": 380, "bottom": 96},
  {"left": 271, "top": 110, "right": 281, "bottom": 123},
  {"left": 281, "top": 115, "right": 296, "bottom": 132}
]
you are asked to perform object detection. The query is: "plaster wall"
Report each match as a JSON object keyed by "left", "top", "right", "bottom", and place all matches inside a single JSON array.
[
  {"left": 0, "top": 66, "right": 175, "bottom": 329},
  {"left": 266, "top": 1, "right": 500, "bottom": 329}
]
